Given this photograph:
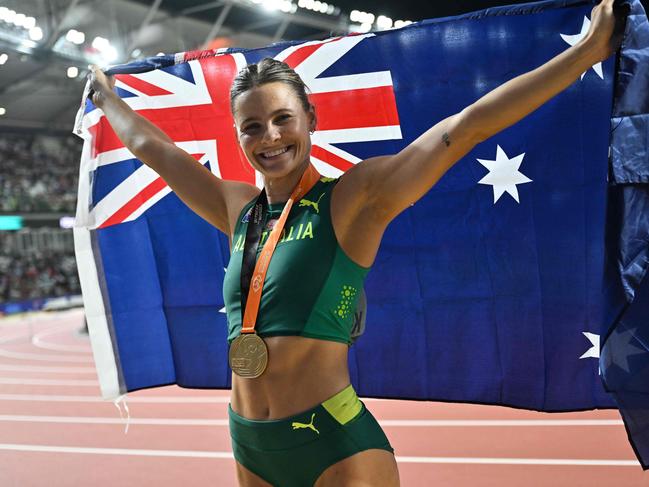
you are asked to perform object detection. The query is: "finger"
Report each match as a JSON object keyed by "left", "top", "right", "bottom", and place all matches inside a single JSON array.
[{"left": 611, "top": 1, "right": 631, "bottom": 49}]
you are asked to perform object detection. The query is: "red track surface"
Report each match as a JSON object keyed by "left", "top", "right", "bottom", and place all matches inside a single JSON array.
[{"left": 0, "top": 309, "right": 645, "bottom": 486}]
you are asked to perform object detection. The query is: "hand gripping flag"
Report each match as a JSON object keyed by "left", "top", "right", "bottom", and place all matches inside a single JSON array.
[{"left": 74, "top": 0, "right": 649, "bottom": 467}]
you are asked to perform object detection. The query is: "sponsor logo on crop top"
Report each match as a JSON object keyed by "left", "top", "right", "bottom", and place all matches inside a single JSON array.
[{"left": 298, "top": 193, "right": 325, "bottom": 214}]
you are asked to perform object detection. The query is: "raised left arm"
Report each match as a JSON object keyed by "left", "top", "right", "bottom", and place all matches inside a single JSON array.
[{"left": 338, "top": 0, "right": 623, "bottom": 225}]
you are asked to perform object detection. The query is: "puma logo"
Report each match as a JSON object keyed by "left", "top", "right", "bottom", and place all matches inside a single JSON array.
[
  {"left": 299, "top": 193, "right": 324, "bottom": 214},
  {"left": 291, "top": 413, "right": 320, "bottom": 435}
]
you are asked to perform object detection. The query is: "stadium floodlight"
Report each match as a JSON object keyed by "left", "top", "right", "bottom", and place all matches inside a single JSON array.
[
  {"left": 0, "top": 107, "right": 6, "bottom": 116},
  {"left": 376, "top": 15, "right": 392, "bottom": 30},
  {"left": 394, "top": 20, "right": 412, "bottom": 28},
  {"left": 352, "top": 10, "right": 374, "bottom": 24},
  {"left": 0, "top": 8, "right": 7, "bottom": 21},
  {"left": 92, "top": 36, "right": 110, "bottom": 51},
  {"left": 66, "top": 29, "right": 85, "bottom": 45},
  {"left": 67, "top": 66, "right": 78, "bottom": 78},
  {"left": 59, "top": 216, "right": 75, "bottom": 229},
  {"left": 5, "top": 9, "right": 16, "bottom": 24},
  {"left": 261, "top": 0, "right": 290, "bottom": 12},
  {"left": 104, "top": 45, "right": 118, "bottom": 62},
  {"left": 0, "top": 53, "right": 7, "bottom": 65},
  {"left": 29, "top": 26, "right": 43, "bottom": 41},
  {"left": 24, "top": 16, "right": 35, "bottom": 29},
  {"left": 14, "top": 13, "right": 26, "bottom": 27}
]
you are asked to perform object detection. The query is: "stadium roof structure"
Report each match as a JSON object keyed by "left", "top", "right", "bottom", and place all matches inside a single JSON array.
[{"left": 0, "top": 0, "right": 634, "bottom": 134}]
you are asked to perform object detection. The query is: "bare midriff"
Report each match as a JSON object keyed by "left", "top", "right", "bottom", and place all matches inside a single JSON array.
[{"left": 230, "top": 335, "right": 350, "bottom": 420}]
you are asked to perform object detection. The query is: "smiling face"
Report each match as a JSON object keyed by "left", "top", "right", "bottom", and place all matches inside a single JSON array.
[{"left": 233, "top": 82, "right": 315, "bottom": 181}]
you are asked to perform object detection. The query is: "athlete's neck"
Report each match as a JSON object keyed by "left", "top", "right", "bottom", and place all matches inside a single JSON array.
[{"left": 263, "top": 162, "right": 309, "bottom": 205}]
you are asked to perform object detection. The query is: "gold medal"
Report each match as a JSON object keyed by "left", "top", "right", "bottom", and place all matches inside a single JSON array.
[{"left": 229, "top": 333, "right": 268, "bottom": 378}]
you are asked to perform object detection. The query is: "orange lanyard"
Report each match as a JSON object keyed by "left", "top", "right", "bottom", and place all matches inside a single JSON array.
[{"left": 240, "top": 164, "right": 321, "bottom": 334}]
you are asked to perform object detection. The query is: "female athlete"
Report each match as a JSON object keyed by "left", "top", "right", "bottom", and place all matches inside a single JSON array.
[{"left": 89, "top": 1, "right": 622, "bottom": 485}]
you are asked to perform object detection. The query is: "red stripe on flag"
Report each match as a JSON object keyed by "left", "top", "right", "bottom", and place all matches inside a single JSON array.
[
  {"left": 93, "top": 105, "right": 218, "bottom": 154},
  {"left": 98, "top": 153, "right": 204, "bottom": 229},
  {"left": 311, "top": 86, "right": 400, "bottom": 131},
  {"left": 116, "top": 74, "right": 173, "bottom": 96},
  {"left": 311, "top": 145, "right": 354, "bottom": 172},
  {"left": 283, "top": 44, "right": 323, "bottom": 69},
  {"left": 99, "top": 176, "right": 168, "bottom": 229}
]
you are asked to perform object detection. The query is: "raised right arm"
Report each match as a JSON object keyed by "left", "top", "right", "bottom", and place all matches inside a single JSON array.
[{"left": 89, "top": 67, "right": 259, "bottom": 236}]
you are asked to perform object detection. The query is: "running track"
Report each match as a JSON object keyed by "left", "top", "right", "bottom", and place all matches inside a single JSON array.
[{"left": 0, "top": 309, "right": 645, "bottom": 486}]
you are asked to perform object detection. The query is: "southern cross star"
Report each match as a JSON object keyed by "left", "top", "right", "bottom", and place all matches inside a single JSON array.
[
  {"left": 579, "top": 332, "right": 600, "bottom": 360},
  {"left": 477, "top": 145, "right": 532, "bottom": 204},
  {"left": 602, "top": 327, "right": 646, "bottom": 374},
  {"left": 560, "top": 16, "right": 604, "bottom": 80}
]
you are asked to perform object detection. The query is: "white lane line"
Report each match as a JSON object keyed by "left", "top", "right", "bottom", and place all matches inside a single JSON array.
[
  {"left": 0, "top": 364, "right": 96, "bottom": 374},
  {"left": 0, "top": 415, "right": 228, "bottom": 426},
  {"left": 0, "top": 444, "right": 233, "bottom": 459},
  {"left": 0, "top": 415, "right": 624, "bottom": 427},
  {"left": 395, "top": 456, "right": 640, "bottom": 466},
  {"left": 32, "top": 324, "right": 91, "bottom": 354},
  {"left": 0, "top": 444, "right": 638, "bottom": 466},
  {"left": 380, "top": 419, "right": 624, "bottom": 427},
  {"left": 0, "top": 316, "right": 92, "bottom": 363},
  {"left": 0, "top": 348, "right": 94, "bottom": 363},
  {"left": 0, "top": 310, "right": 82, "bottom": 328},
  {"left": 0, "top": 392, "right": 624, "bottom": 426},
  {"left": 0, "top": 393, "right": 230, "bottom": 403},
  {"left": 0, "top": 378, "right": 98, "bottom": 386}
]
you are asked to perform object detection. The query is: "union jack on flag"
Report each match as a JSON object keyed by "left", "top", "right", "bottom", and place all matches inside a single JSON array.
[
  {"left": 74, "top": 0, "right": 649, "bottom": 469},
  {"left": 76, "top": 33, "right": 402, "bottom": 231}
]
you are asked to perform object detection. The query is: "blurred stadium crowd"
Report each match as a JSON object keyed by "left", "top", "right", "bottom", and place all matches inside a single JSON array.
[
  {"left": 1, "top": 133, "right": 79, "bottom": 212},
  {"left": 0, "top": 132, "right": 82, "bottom": 305}
]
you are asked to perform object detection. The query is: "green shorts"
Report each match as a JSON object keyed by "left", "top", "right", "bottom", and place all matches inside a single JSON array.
[{"left": 228, "top": 385, "right": 393, "bottom": 487}]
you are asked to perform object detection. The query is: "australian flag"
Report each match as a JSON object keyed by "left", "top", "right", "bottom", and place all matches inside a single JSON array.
[{"left": 74, "top": 0, "right": 649, "bottom": 468}]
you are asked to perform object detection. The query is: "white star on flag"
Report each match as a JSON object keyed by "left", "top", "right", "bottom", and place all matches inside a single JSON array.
[
  {"left": 579, "top": 332, "right": 600, "bottom": 359},
  {"left": 560, "top": 17, "right": 604, "bottom": 80},
  {"left": 477, "top": 145, "right": 532, "bottom": 203},
  {"left": 220, "top": 268, "right": 227, "bottom": 313},
  {"left": 602, "top": 327, "right": 646, "bottom": 373}
]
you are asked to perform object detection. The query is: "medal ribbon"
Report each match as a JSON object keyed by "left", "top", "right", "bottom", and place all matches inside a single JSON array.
[{"left": 240, "top": 164, "right": 321, "bottom": 334}]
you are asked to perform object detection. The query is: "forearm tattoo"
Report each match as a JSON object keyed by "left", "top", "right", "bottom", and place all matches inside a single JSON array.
[{"left": 442, "top": 132, "right": 450, "bottom": 147}]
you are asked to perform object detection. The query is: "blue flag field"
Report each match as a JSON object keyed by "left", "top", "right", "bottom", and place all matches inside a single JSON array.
[{"left": 73, "top": 0, "right": 649, "bottom": 468}]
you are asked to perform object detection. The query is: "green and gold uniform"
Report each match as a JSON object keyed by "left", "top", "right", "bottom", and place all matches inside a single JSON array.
[
  {"left": 223, "top": 177, "right": 393, "bottom": 486},
  {"left": 223, "top": 177, "right": 368, "bottom": 345}
]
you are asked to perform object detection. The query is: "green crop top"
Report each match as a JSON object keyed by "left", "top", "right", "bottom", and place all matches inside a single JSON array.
[{"left": 222, "top": 177, "right": 370, "bottom": 345}]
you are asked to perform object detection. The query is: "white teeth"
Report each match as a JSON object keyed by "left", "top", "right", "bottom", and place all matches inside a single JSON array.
[{"left": 262, "top": 147, "right": 289, "bottom": 158}]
